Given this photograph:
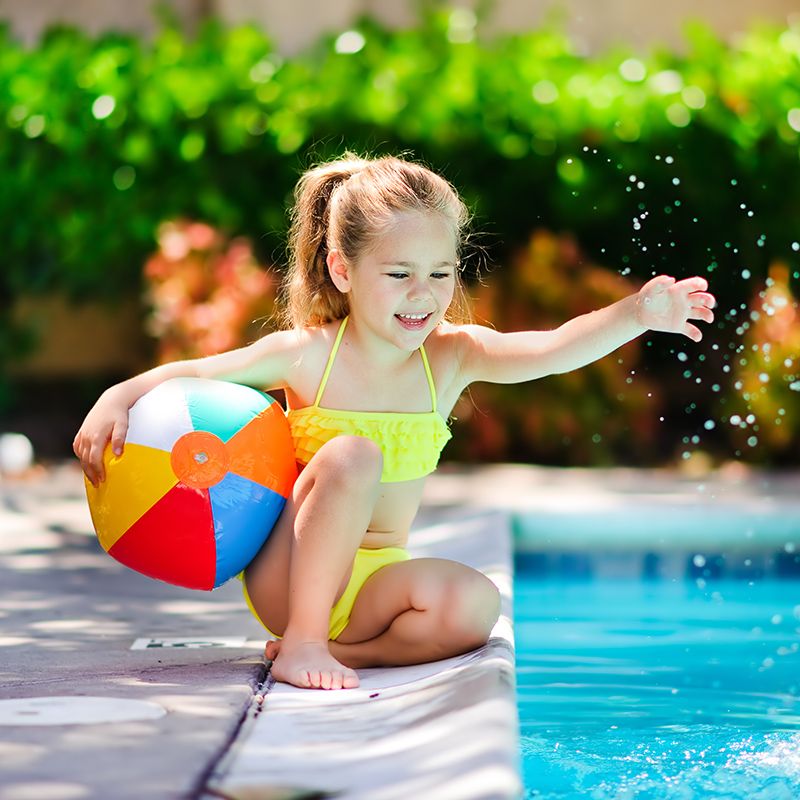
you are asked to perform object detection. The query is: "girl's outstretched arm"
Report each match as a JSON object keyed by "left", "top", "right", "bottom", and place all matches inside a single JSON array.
[
  {"left": 457, "top": 275, "right": 715, "bottom": 386},
  {"left": 73, "top": 329, "right": 301, "bottom": 486}
]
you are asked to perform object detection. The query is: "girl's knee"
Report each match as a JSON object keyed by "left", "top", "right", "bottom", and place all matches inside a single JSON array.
[
  {"left": 439, "top": 572, "right": 501, "bottom": 646},
  {"left": 313, "top": 436, "right": 383, "bottom": 488}
]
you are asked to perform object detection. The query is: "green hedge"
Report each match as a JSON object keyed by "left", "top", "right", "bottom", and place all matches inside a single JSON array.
[{"left": 3, "top": 10, "right": 799, "bottom": 463}]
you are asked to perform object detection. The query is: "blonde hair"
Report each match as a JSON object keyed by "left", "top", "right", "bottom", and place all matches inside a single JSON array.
[{"left": 280, "top": 152, "right": 472, "bottom": 329}]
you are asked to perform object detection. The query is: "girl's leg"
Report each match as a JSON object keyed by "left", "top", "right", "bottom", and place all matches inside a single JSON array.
[
  {"left": 266, "top": 559, "right": 502, "bottom": 669},
  {"left": 332, "top": 559, "right": 501, "bottom": 668},
  {"left": 243, "top": 435, "right": 383, "bottom": 689}
]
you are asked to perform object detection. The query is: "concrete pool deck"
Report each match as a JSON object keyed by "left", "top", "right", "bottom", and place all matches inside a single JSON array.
[{"left": 1, "top": 461, "right": 798, "bottom": 799}]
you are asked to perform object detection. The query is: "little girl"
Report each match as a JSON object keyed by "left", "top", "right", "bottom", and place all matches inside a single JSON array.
[{"left": 74, "top": 154, "right": 715, "bottom": 691}]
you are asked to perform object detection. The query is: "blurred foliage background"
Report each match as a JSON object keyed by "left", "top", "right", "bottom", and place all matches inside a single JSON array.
[{"left": 1, "top": 7, "right": 798, "bottom": 466}]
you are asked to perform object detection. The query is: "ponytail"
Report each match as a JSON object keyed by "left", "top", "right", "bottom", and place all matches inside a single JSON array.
[{"left": 281, "top": 155, "right": 368, "bottom": 328}]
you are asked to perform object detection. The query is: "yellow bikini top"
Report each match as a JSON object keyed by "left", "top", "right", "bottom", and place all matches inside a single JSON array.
[{"left": 286, "top": 317, "right": 452, "bottom": 483}]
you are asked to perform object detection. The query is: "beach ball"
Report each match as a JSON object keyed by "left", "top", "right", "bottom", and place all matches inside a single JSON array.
[{"left": 85, "top": 377, "right": 297, "bottom": 590}]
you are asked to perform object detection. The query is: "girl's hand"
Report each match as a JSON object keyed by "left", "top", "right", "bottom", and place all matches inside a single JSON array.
[
  {"left": 635, "top": 275, "right": 716, "bottom": 342},
  {"left": 72, "top": 387, "right": 132, "bottom": 487}
]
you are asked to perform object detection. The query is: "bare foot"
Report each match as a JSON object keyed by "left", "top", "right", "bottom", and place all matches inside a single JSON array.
[{"left": 269, "top": 639, "right": 359, "bottom": 690}]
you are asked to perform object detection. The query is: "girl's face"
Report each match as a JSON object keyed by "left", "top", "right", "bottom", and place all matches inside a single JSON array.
[{"left": 330, "top": 210, "right": 458, "bottom": 349}]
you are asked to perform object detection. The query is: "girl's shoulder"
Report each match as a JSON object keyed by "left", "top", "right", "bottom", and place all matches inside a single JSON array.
[
  {"left": 425, "top": 321, "right": 505, "bottom": 390},
  {"left": 425, "top": 321, "right": 492, "bottom": 360},
  {"left": 283, "top": 319, "right": 345, "bottom": 377},
  {"left": 423, "top": 322, "right": 495, "bottom": 410},
  {"left": 423, "top": 322, "right": 487, "bottom": 380},
  {"left": 291, "top": 319, "right": 342, "bottom": 356},
  {"left": 242, "top": 322, "right": 339, "bottom": 379}
]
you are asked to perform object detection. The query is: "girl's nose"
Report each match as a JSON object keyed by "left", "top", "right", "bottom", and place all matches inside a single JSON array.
[{"left": 407, "top": 278, "right": 430, "bottom": 301}]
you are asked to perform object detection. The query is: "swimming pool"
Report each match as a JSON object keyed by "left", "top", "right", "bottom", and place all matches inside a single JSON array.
[{"left": 515, "top": 562, "right": 800, "bottom": 798}]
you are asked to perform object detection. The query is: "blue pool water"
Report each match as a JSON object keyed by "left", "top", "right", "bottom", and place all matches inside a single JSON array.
[{"left": 515, "top": 571, "right": 800, "bottom": 799}]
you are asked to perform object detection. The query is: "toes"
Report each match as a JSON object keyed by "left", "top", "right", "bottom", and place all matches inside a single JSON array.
[
  {"left": 343, "top": 670, "right": 360, "bottom": 689},
  {"left": 264, "top": 641, "right": 279, "bottom": 661},
  {"left": 320, "top": 671, "right": 333, "bottom": 690}
]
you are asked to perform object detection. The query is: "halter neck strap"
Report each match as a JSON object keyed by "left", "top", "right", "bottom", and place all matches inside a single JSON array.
[
  {"left": 313, "top": 316, "right": 349, "bottom": 406},
  {"left": 313, "top": 315, "right": 438, "bottom": 412}
]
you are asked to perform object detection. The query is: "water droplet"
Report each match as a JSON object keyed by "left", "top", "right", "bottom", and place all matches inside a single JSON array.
[
  {"left": 677, "top": 352, "right": 688, "bottom": 362},
  {"left": 741, "top": 269, "right": 751, "bottom": 279},
  {"left": 747, "top": 436, "right": 758, "bottom": 447},
  {"left": 693, "top": 554, "right": 706, "bottom": 567},
  {"left": 703, "top": 420, "right": 716, "bottom": 430}
]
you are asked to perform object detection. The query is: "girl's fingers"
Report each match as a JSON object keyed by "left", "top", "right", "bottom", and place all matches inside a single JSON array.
[
  {"left": 82, "top": 455, "right": 96, "bottom": 487},
  {"left": 645, "top": 275, "right": 677, "bottom": 292},
  {"left": 677, "top": 276, "right": 709, "bottom": 293},
  {"left": 683, "top": 322, "right": 703, "bottom": 342},
  {"left": 111, "top": 421, "right": 128, "bottom": 457},
  {"left": 690, "top": 306, "right": 715, "bottom": 323},
  {"left": 689, "top": 291, "right": 716, "bottom": 308},
  {"left": 88, "top": 440, "right": 106, "bottom": 485}
]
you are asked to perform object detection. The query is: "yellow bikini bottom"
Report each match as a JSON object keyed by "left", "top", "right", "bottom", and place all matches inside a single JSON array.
[{"left": 240, "top": 546, "right": 410, "bottom": 641}]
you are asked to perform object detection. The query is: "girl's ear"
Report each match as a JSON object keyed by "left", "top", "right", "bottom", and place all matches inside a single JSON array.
[{"left": 327, "top": 249, "right": 351, "bottom": 293}]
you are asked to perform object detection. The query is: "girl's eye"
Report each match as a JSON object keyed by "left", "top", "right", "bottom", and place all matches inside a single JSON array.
[{"left": 385, "top": 271, "right": 452, "bottom": 280}]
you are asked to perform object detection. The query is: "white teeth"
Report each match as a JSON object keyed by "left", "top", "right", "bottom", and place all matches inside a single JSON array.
[{"left": 397, "top": 313, "right": 429, "bottom": 320}]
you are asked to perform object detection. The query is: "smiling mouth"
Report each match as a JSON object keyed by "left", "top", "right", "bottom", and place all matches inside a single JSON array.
[{"left": 395, "top": 313, "right": 432, "bottom": 328}]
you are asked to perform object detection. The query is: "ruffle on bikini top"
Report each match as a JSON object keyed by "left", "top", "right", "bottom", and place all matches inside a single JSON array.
[{"left": 286, "top": 406, "right": 452, "bottom": 483}]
